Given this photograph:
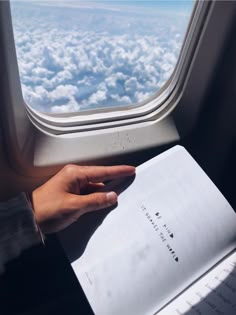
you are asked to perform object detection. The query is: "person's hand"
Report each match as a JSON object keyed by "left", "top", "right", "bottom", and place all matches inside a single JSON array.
[{"left": 32, "top": 164, "right": 135, "bottom": 234}]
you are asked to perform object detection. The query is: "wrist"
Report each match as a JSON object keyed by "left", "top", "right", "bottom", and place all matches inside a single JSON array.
[{"left": 25, "top": 191, "right": 46, "bottom": 245}]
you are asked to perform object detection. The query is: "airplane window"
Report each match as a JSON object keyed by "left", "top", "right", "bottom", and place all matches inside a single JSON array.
[{"left": 10, "top": 1, "right": 194, "bottom": 114}]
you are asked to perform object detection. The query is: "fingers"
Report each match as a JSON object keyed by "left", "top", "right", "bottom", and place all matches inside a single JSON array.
[
  {"left": 62, "top": 164, "right": 135, "bottom": 185},
  {"left": 68, "top": 191, "right": 118, "bottom": 216},
  {"left": 83, "top": 182, "right": 105, "bottom": 194},
  {"left": 87, "top": 166, "right": 135, "bottom": 183},
  {"left": 83, "top": 166, "right": 136, "bottom": 183}
]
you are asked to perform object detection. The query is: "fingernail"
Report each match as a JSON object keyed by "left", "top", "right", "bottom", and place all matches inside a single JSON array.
[{"left": 106, "top": 192, "right": 117, "bottom": 205}]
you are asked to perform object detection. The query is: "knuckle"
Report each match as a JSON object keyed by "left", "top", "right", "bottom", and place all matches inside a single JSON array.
[
  {"left": 66, "top": 195, "right": 77, "bottom": 209},
  {"left": 91, "top": 198, "right": 102, "bottom": 210},
  {"left": 78, "top": 172, "right": 89, "bottom": 188},
  {"left": 63, "top": 164, "right": 75, "bottom": 174},
  {"left": 88, "top": 194, "right": 106, "bottom": 211},
  {"left": 62, "top": 164, "right": 80, "bottom": 178}
]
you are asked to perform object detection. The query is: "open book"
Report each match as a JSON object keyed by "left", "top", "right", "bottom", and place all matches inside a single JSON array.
[{"left": 59, "top": 146, "right": 236, "bottom": 315}]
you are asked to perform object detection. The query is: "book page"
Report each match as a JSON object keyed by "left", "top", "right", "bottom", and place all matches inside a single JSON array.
[
  {"left": 159, "top": 251, "right": 236, "bottom": 315},
  {"left": 59, "top": 146, "right": 236, "bottom": 315}
]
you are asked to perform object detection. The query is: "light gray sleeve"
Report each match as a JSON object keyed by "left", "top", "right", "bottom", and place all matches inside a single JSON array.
[{"left": 0, "top": 193, "right": 40, "bottom": 273}]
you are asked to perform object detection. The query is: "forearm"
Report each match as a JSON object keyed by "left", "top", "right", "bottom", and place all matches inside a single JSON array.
[{"left": 0, "top": 193, "right": 40, "bottom": 273}]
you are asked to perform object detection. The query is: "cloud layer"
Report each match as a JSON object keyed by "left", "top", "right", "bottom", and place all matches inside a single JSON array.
[{"left": 11, "top": 2, "right": 192, "bottom": 113}]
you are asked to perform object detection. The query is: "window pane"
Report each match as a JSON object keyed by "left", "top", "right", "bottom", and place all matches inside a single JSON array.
[{"left": 10, "top": 1, "right": 194, "bottom": 113}]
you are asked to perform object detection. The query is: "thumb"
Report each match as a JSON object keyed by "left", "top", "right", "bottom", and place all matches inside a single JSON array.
[{"left": 69, "top": 191, "right": 118, "bottom": 215}]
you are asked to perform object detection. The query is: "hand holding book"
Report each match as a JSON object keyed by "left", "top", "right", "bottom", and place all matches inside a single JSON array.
[{"left": 59, "top": 146, "right": 236, "bottom": 315}]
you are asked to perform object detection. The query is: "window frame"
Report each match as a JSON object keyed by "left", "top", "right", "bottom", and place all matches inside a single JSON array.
[
  {"left": 23, "top": 1, "right": 199, "bottom": 133},
  {"left": 0, "top": 0, "right": 234, "bottom": 177}
]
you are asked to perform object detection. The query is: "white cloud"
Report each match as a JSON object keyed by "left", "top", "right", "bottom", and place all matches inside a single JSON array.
[
  {"left": 51, "top": 98, "right": 80, "bottom": 113},
  {"left": 89, "top": 90, "right": 107, "bottom": 105},
  {"left": 11, "top": 2, "right": 191, "bottom": 112}
]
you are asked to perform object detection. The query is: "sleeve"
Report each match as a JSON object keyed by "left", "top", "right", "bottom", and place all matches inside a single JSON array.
[{"left": 0, "top": 193, "right": 41, "bottom": 274}]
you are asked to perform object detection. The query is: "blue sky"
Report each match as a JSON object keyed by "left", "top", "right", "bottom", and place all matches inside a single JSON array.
[{"left": 10, "top": 0, "right": 194, "bottom": 113}]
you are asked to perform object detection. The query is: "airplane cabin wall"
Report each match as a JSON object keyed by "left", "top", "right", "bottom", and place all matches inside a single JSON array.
[{"left": 183, "top": 19, "right": 236, "bottom": 208}]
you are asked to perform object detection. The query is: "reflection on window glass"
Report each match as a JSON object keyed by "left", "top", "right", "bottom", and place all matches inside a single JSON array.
[{"left": 10, "top": 1, "right": 194, "bottom": 113}]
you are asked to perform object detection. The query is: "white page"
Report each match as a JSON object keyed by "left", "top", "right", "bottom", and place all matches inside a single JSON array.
[
  {"left": 59, "top": 146, "right": 236, "bottom": 315},
  {"left": 159, "top": 251, "right": 236, "bottom": 315}
]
